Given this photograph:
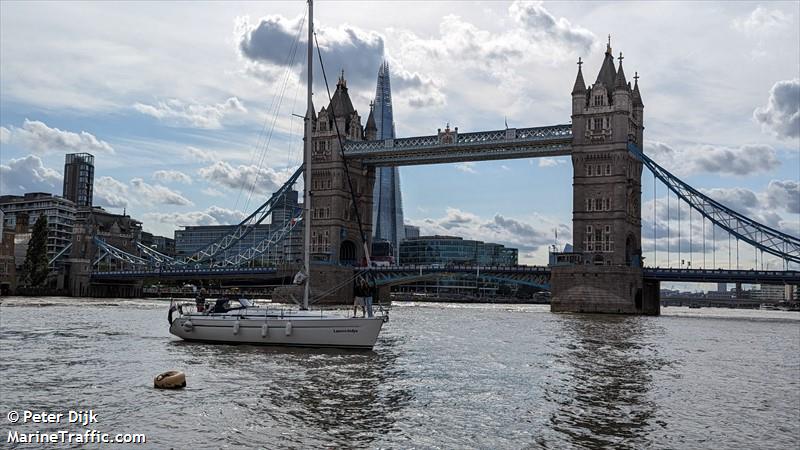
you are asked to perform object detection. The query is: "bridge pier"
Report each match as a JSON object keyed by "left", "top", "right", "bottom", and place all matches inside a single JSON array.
[{"left": 551, "top": 265, "right": 658, "bottom": 315}]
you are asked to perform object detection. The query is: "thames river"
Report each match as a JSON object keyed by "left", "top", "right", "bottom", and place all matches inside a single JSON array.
[{"left": 1, "top": 297, "right": 798, "bottom": 449}]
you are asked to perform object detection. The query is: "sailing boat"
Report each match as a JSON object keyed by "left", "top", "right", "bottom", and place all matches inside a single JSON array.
[{"left": 167, "top": 0, "right": 386, "bottom": 349}]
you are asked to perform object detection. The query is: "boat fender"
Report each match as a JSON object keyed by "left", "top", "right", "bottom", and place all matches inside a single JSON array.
[
  {"left": 285, "top": 322, "right": 292, "bottom": 336},
  {"left": 182, "top": 320, "right": 193, "bottom": 332},
  {"left": 382, "top": 314, "right": 389, "bottom": 323},
  {"left": 168, "top": 305, "right": 177, "bottom": 325},
  {"left": 233, "top": 320, "right": 240, "bottom": 335},
  {"left": 261, "top": 323, "right": 269, "bottom": 338},
  {"left": 154, "top": 370, "right": 186, "bottom": 389}
]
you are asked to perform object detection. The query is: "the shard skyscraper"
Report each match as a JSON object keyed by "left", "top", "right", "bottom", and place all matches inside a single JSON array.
[{"left": 370, "top": 62, "right": 405, "bottom": 258}]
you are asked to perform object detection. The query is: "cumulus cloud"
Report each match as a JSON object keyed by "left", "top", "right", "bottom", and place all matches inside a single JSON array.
[
  {"left": 647, "top": 141, "right": 780, "bottom": 176},
  {"left": 185, "top": 146, "right": 218, "bottom": 163},
  {"left": 94, "top": 176, "right": 193, "bottom": 208},
  {"left": 144, "top": 206, "right": 248, "bottom": 229},
  {"left": 753, "top": 79, "right": 800, "bottom": 139},
  {"left": 416, "top": 207, "right": 567, "bottom": 253},
  {"left": 198, "top": 161, "right": 296, "bottom": 196},
  {"left": 153, "top": 170, "right": 192, "bottom": 184},
  {"left": 0, "top": 154, "right": 62, "bottom": 194},
  {"left": 455, "top": 162, "right": 477, "bottom": 173},
  {"left": 733, "top": 6, "right": 790, "bottom": 34},
  {"left": 130, "top": 178, "right": 193, "bottom": 206},
  {"left": 235, "top": 15, "right": 442, "bottom": 108},
  {"left": 133, "top": 97, "right": 247, "bottom": 129},
  {"left": 2, "top": 119, "right": 114, "bottom": 154},
  {"left": 509, "top": 0, "right": 594, "bottom": 51},
  {"left": 94, "top": 176, "right": 130, "bottom": 208}
]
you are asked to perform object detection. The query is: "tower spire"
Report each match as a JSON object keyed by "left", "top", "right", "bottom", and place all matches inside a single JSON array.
[
  {"left": 572, "top": 57, "right": 586, "bottom": 95},
  {"left": 606, "top": 34, "right": 612, "bottom": 55},
  {"left": 614, "top": 51, "right": 628, "bottom": 89}
]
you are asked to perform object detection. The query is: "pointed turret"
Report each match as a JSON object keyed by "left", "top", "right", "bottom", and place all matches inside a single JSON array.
[
  {"left": 614, "top": 52, "right": 628, "bottom": 90},
  {"left": 595, "top": 37, "right": 617, "bottom": 89},
  {"left": 365, "top": 101, "right": 377, "bottom": 139},
  {"left": 632, "top": 72, "right": 644, "bottom": 107},
  {"left": 572, "top": 58, "right": 586, "bottom": 95}
]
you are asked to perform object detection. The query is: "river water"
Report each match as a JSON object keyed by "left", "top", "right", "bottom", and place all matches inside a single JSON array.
[{"left": 1, "top": 297, "right": 798, "bottom": 449}]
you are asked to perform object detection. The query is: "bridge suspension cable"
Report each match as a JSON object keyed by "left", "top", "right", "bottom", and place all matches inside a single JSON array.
[{"left": 630, "top": 143, "right": 800, "bottom": 265}]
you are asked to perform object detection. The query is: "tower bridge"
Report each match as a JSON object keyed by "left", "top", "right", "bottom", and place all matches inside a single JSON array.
[{"left": 89, "top": 41, "right": 799, "bottom": 311}]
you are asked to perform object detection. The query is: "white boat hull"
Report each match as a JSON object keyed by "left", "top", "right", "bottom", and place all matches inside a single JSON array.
[{"left": 169, "top": 312, "right": 385, "bottom": 349}]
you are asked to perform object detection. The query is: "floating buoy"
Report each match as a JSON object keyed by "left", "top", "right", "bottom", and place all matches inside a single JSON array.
[
  {"left": 285, "top": 322, "right": 292, "bottom": 336},
  {"left": 261, "top": 323, "right": 269, "bottom": 338},
  {"left": 182, "top": 320, "right": 193, "bottom": 332},
  {"left": 233, "top": 320, "right": 240, "bottom": 335},
  {"left": 154, "top": 371, "right": 186, "bottom": 389}
]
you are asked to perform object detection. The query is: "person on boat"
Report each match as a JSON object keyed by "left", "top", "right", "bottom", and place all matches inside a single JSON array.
[
  {"left": 195, "top": 287, "right": 207, "bottom": 312},
  {"left": 353, "top": 274, "right": 370, "bottom": 318},
  {"left": 212, "top": 297, "right": 230, "bottom": 314}
]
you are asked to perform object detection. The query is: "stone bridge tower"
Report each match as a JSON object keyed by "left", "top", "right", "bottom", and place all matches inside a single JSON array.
[
  {"left": 309, "top": 73, "right": 375, "bottom": 266},
  {"left": 551, "top": 41, "right": 659, "bottom": 315}
]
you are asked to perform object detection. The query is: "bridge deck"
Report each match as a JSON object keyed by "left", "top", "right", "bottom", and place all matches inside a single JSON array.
[{"left": 343, "top": 124, "right": 572, "bottom": 166}]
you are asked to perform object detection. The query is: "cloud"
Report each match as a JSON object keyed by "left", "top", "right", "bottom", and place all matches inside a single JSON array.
[
  {"left": 94, "top": 176, "right": 130, "bottom": 208},
  {"left": 455, "top": 162, "right": 477, "bottom": 173},
  {"left": 144, "top": 206, "right": 248, "bottom": 229},
  {"left": 153, "top": 170, "right": 192, "bottom": 184},
  {"left": 0, "top": 154, "right": 62, "bottom": 195},
  {"left": 130, "top": 178, "right": 193, "bottom": 206},
  {"left": 538, "top": 157, "right": 566, "bottom": 168},
  {"left": 94, "top": 176, "right": 193, "bottom": 208},
  {"left": 235, "top": 15, "right": 443, "bottom": 108},
  {"left": 508, "top": 0, "right": 594, "bottom": 51},
  {"left": 133, "top": 97, "right": 247, "bottom": 129},
  {"left": 3, "top": 119, "right": 114, "bottom": 154},
  {"left": 753, "top": 79, "right": 800, "bottom": 139},
  {"left": 198, "top": 161, "right": 296, "bottom": 196},
  {"left": 647, "top": 141, "right": 780, "bottom": 176},
  {"left": 765, "top": 180, "right": 799, "bottom": 214},
  {"left": 416, "top": 207, "right": 567, "bottom": 253},
  {"left": 185, "top": 146, "right": 218, "bottom": 163},
  {"left": 733, "top": 6, "right": 790, "bottom": 34},
  {"left": 237, "top": 15, "right": 384, "bottom": 89}
]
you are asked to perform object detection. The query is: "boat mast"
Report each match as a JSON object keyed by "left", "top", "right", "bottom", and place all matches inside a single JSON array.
[{"left": 303, "top": 0, "right": 313, "bottom": 310}]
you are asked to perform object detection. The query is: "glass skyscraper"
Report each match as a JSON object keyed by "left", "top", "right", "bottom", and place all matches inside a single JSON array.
[{"left": 371, "top": 62, "right": 405, "bottom": 257}]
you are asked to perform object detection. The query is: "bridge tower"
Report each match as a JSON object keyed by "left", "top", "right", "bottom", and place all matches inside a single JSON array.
[
  {"left": 309, "top": 72, "right": 375, "bottom": 266},
  {"left": 551, "top": 41, "right": 659, "bottom": 315}
]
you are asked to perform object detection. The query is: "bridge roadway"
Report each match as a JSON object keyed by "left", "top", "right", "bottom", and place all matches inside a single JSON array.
[
  {"left": 90, "top": 265, "right": 800, "bottom": 286},
  {"left": 342, "top": 124, "right": 573, "bottom": 166}
]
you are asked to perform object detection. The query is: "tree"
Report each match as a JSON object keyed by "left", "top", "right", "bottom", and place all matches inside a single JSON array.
[{"left": 22, "top": 214, "right": 49, "bottom": 287}]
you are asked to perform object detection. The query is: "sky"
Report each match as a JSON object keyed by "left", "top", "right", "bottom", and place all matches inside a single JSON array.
[{"left": 1, "top": 1, "right": 798, "bottom": 274}]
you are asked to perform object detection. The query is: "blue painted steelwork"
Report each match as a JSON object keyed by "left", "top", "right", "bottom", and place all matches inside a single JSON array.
[
  {"left": 184, "top": 166, "right": 304, "bottom": 264},
  {"left": 629, "top": 143, "right": 800, "bottom": 264},
  {"left": 91, "top": 266, "right": 279, "bottom": 280},
  {"left": 643, "top": 267, "right": 800, "bottom": 284},
  {"left": 344, "top": 124, "right": 572, "bottom": 166}
]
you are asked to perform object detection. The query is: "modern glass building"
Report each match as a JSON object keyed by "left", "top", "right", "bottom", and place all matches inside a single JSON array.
[
  {"left": 370, "top": 62, "right": 405, "bottom": 258},
  {"left": 399, "top": 235, "right": 518, "bottom": 266}
]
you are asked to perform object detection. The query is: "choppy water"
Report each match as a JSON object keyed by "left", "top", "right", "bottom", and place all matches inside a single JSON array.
[{"left": 1, "top": 297, "right": 798, "bottom": 449}]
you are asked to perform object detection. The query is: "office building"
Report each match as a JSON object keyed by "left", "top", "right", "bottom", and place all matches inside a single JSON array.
[
  {"left": 400, "top": 235, "right": 518, "bottom": 266},
  {"left": 404, "top": 224, "right": 420, "bottom": 240},
  {"left": 370, "top": 62, "right": 405, "bottom": 256}
]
